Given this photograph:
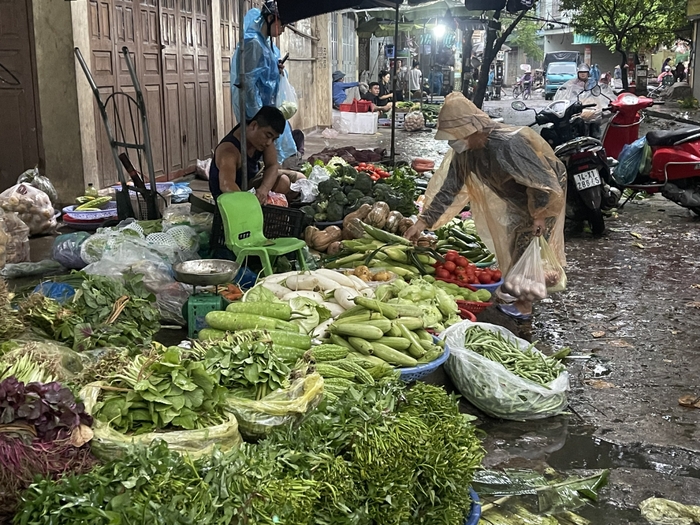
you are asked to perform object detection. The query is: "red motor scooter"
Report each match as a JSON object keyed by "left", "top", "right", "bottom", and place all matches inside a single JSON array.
[{"left": 601, "top": 92, "right": 700, "bottom": 214}]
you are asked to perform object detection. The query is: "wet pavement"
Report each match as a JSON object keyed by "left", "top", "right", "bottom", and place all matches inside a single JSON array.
[{"left": 15, "top": 92, "right": 700, "bottom": 522}]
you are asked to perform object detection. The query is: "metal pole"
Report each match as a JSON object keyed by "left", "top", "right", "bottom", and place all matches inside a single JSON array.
[
  {"left": 238, "top": 0, "right": 248, "bottom": 191},
  {"left": 390, "top": 1, "right": 399, "bottom": 163}
]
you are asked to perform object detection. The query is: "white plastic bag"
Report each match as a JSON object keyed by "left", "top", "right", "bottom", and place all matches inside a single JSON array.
[
  {"left": 502, "top": 238, "right": 547, "bottom": 302},
  {"left": 442, "top": 321, "right": 569, "bottom": 420},
  {"left": 196, "top": 158, "right": 212, "bottom": 180},
  {"left": 276, "top": 73, "right": 298, "bottom": 120},
  {"left": 0, "top": 183, "right": 56, "bottom": 236}
]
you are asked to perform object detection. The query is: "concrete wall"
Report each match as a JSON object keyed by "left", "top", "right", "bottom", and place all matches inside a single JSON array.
[
  {"left": 543, "top": 31, "right": 619, "bottom": 76},
  {"left": 32, "top": 0, "right": 86, "bottom": 203}
]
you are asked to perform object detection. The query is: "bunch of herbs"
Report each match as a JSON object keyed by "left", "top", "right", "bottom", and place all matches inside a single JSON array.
[{"left": 93, "top": 345, "right": 228, "bottom": 434}]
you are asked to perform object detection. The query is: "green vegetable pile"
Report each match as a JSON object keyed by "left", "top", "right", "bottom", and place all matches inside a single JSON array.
[
  {"left": 15, "top": 381, "right": 485, "bottom": 525},
  {"left": 0, "top": 279, "right": 23, "bottom": 342},
  {"left": 435, "top": 217, "right": 495, "bottom": 265},
  {"left": 299, "top": 159, "right": 418, "bottom": 224},
  {"left": 19, "top": 272, "right": 160, "bottom": 352},
  {"left": 92, "top": 344, "right": 229, "bottom": 434},
  {"left": 464, "top": 326, "right": 565, "bottom": 386},
  {"left": 193, "top": 330, "right": 290, "bottom": 400}
]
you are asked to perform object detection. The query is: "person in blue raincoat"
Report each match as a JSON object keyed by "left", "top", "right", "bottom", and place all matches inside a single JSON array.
[{"left": 230, "top": 0, "right": 297, "bottom": 164}]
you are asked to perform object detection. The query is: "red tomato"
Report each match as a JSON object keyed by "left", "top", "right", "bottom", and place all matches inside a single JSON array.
[
  {"left": 445, "top": 252, "right": 458, "bottom": 263},
  {"left": 443, "top": 261, "right": 456, "bottom": 273},
  {"left": 455, "top": 256, "right": 469, "bottom": 268},
  {"left": 436, "top": 268, "right": 451, "bottom": 279},
  {"left": 434, "top": 262, "right": 443, "bottom": 270},
  {"left": 478, "top": 273, "right": 492, "bottom": 284},
  {"left": 454, "top": 266, "right": 466, "bottom": 276},
  {"left": 371, "top": 174, "right": 380, "bottom": 181},
  {"left": 456, "top": 274, "right": 467, "bottom": 282},
  {"left": 493, "top": 270, "right": 502, "bottom": 280},
  {"left": 358, "top": 163, "right": 367, "bottom": 168}
]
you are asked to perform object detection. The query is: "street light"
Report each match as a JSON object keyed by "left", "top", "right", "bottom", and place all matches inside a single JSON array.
[{"left": 433, "top": 24, "right": 446, "bottom": 39}]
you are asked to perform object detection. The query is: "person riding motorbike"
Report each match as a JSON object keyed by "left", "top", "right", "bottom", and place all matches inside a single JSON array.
[
  {"left": 404, "top": 92, "right": 567, "bottom": 320},
  {"left": 554, "top": 63, "right": 614, "bottom": 139},
  {"left": 230, "top": 0, "right": 297, "bottom": 164}
]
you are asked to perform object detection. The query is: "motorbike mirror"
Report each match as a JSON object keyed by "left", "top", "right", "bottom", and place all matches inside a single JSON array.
[
  {"left": 590, "top": 85, "right": 602, "bottom": 96},
  {"left": 511, "top": 100, "right": 528, "bottom": 111}
]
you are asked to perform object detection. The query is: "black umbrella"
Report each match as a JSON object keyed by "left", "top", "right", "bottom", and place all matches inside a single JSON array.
[{"left": 277, "top": 0, "right": 399, "bottom": 25}]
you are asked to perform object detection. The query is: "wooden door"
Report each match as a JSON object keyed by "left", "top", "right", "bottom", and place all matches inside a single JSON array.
[
  {"left": 0, "top": 0, "right": 40, "bottom": 191},
  {"left": 160, "top": 0, "right": 186, "bottom": 172},
  {"left": 178, "top": 0, "right": 200, "bottom": 167}
]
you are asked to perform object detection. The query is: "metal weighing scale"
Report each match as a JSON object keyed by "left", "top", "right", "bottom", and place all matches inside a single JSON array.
[{"left": 173, "top": 259, "right": 241, "bottom": 338}]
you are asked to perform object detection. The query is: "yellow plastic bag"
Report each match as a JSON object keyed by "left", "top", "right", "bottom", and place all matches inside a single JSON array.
[
  {"left": 225, "top": 373, "right": 324, "bottom": 441},
  {"left": 80, "top": 383, "right": 243, "bottom": 460}
]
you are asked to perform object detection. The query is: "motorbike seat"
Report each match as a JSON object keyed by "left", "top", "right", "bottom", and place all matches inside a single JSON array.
[{"left": 646, "top": 126, "right": 700, "bottom": 146}]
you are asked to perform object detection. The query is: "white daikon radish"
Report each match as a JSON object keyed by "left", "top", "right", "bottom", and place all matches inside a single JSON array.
[
  {"left": 260, "top": 271, "right": 298, "bottom": 285},
  {"left": 261, "top": 282, "right": 292, "bottom": 299},
  {"left": 285, "top": 274, "right": 320, "bottom": 291},
  {"left": 334, "top": 288, "right": 358, "bottom": 310},
  {"left": 322, "top": 302, "right": 345, "bottom": 318},
  {"left": 312, "top": 318, "right": 334, "bottom": 339},
  {"left": 347, "top": 275, "right": 370, "bottom": 290},
  {"left": 282, "top": 290, "right": 325, "bottom": 303},
  {"left": 359, "top": 287, "right": 375, "bottom": 298},
  {"left": 315, "top": 269, "right": 357, "bottom": 288},
  {"left": 313, "top": 275, "right": 342, "bottom": 292}
]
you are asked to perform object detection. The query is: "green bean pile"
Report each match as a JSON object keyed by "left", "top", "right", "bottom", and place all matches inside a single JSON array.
[{"left": 464, "top": 327, "right": 565, "bottom": 386}]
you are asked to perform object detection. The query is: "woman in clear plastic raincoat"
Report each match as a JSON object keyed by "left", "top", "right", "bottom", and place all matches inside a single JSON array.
[
  {"left": 405, "top": 92, "right": 567, "bottom": 319},
  {"left": 230, "top": 1, "right": 297, "bottom": 163}
]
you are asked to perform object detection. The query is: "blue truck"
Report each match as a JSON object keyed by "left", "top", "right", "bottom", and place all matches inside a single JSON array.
[{"left": 543, "top": 51, "right": 581, "bottom": 100}]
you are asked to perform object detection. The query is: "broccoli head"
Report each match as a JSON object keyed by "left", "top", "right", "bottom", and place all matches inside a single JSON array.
[
  {"left": 318, "top": 178, "right": 341, "bottom": 196},
  {"left": 346, "top": 189, "right": 365, "bottom": 206},
  {"left": 332, "top": 192, "right": 348, "bottom": 205},
  {"left": 337, "top": 165, "right": 360, "bottom": 185},
  {"left": 300, "top": 205, "right": 316, "bottom": 224},
  {"left": 315, "top": 199, "right": 329, "bottom": 212},
  {"left": 353, "top": 172, "right": 374, "bottom": 195},
  {"left": 326, "top": 202, "right": 345, "bottom": 222}
]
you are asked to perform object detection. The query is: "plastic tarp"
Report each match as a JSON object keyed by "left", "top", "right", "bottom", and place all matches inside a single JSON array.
[
  {"left": 421, "top": 124, "right": 567, "bottom": 275},
  {"left": 80, "top": 383, "right": 243, "bottom": 460},
  {"left": 231, "top": 8, "right": 297, "bottom": 163}
]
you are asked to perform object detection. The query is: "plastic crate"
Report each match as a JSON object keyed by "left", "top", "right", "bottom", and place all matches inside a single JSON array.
[
  {"left": 263, "top": 204, "right": 303, "bottom": 239},
  {"left": 339, "top": 100, "right": 372, "bottom": 113},
  {"left": 457, "top": 300, "right": 492, "bottom": 315},
  {"left": 185, "top": 294, "right": 223, "bottom": 339}
]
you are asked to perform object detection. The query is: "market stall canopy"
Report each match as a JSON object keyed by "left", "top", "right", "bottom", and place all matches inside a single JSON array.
[
  {"left": 358, "top": 0, "right": 477, "bottom": 23},
  {"left": 357, "top": 17, "right": 435, "bottom": 37},
  {"left": 276, "top": 0, "right": 399, "bottom": 25}
]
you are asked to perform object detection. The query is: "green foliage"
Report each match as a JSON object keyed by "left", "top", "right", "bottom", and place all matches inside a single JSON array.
[
  {"left": 560, "top": 0, "right": 691, "bottom": 54},
  {"left": 679, "top": 97, "right": 700, "bottom": 109},
  {"left": 508, "top": 20, "right": 543, "bottom": 62}
]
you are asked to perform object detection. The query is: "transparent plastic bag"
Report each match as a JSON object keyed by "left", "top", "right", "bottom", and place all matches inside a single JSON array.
[
  {"left": 52, "top": 232, "right": 91, "bottom": 270},
  {"left": 0, "top": 340, "right": 87, "bottom": 383},
  {"left": 196, "top": 158, "right": 212, "bottom": 180},
  {"left": 276, "top": 73, "right": 298, "bottom": 120},
  {"left": 613, "top": 136, "right": 647, "bottom": 185},
  {"left": 1, "top": 260, "right": 64, "bottom": 279},
  {"left": 539, "top": 236, "right": 566, "bottom": 294},
  {"left": 17, "top": 167, "right": 58, "bottom": 205},
  {"left": 162, "top": 204, "right": 213, "bottom": 234},
  {"left": 0, "top": 212, "right": 8, "bottom": 269},
  {"left": 81, "top": 383, "right": 243, "bottom": 460},
  {"left": 3, "top": 211, "right": 30, "bottom": 264},
  {"left": 155, "top": 282, "right": 190, "bottom": 326},
  {"left": 171, "top": 182, "right": 192, "bottom": 204},
  {"left": 225, "top": 374, "right": 324, "bottom": 441},
  {"left": 0, "top": 183, "right": 57, "bottom": 236},
  {"left": 501, "top": 238, "right": 547, "bottom": 302},
  {"left": 442, "top": 321, "right": 569, "bottom": 420},
  {"left": 290, "top": 179, "right": 319, "bottom": 203},
  {"left": 266, "top": 192, "right": 288, "bottom": 207}
]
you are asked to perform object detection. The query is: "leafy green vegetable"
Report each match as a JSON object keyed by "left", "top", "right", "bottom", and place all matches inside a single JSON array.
[
  {"left": 353, "top": 171, "right": 374, "bottom": 194},
  {"left": 289, "top": 297, "right": 331, "bottom": 334},
  {"left": 92, "top": 344, "right": 228, "bottom": 434},
  {"left": 326, "top": 201, "right": 344, "bottom": 222}
]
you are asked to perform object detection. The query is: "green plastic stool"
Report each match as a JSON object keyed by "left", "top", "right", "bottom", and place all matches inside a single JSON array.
[
  {"left": 185, "top": 294, "right": 223, "bottom": 339},
  {"left": 218, "top": 192, "right": 308, "bottom": 276}
]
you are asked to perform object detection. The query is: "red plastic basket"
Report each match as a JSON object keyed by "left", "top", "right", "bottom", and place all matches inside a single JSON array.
[
  {"left": 339, "top": 100, "right": 372, "bottom": 113},
  {"left": 458, "top": 308, "right": 477, "bottom": 322},
  {"left": 456, "top": 300, "right": 492, "bottom": 315}
]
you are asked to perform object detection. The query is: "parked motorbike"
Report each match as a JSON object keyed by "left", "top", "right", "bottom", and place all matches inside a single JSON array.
[
  {"left": 512, "top": 97, "right": 618, "bottom": 235},
  {"left": 602, "top": 92, "right": 700, "bottom": 215}
]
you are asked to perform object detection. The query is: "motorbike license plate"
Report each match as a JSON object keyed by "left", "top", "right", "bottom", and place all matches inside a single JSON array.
[{"left": 573, "top": 169, "right": 601, "bottom": 191}]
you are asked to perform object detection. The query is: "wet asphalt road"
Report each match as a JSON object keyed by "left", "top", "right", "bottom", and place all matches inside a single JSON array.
[{"left": 307, "top": 94, "right": 700, "bottom": 522}]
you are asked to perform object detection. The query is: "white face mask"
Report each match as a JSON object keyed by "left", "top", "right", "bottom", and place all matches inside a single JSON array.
[{"left": 448, "top": 139, "right": 468, "bottom": 154}]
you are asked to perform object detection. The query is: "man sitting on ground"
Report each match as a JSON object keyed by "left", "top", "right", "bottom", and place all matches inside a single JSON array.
[
  {"left": 208, "top": 106, "right": 305, "bottom": 253},
  {"left": 362, "top": 82, "right": 393, "bottom": 114}
]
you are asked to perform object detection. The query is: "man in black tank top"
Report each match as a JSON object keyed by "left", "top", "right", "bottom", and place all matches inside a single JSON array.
[{"left": 210, "top": 106, "right": 297, "bottom": 204}]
